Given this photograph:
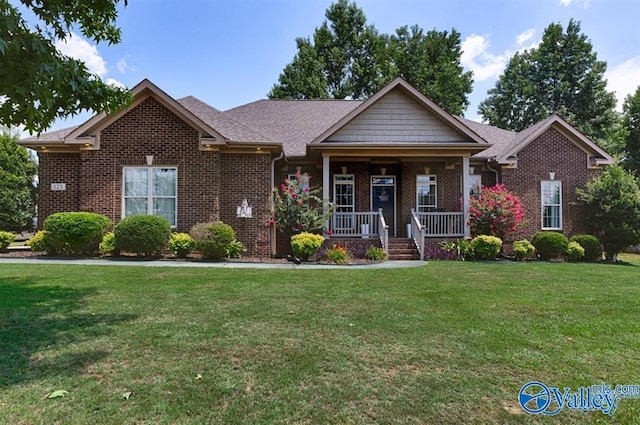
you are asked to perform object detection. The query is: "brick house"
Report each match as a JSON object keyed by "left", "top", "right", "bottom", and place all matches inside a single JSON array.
[{"left": 20, "top": 78, "right": 613, "bottom": 258}]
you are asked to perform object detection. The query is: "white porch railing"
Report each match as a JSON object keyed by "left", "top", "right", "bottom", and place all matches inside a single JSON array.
[
  {"left": 378, "top": 208, "right": 389, "bottom": 253},
  {"left": 416, "top": 212, "right": 465, "bottom": 237},
  {"left": 330, "top": 211, "right": 380, "bottom": 237},
  {"left": 410, "top": 209, "right": 426, "bottom": 260}
]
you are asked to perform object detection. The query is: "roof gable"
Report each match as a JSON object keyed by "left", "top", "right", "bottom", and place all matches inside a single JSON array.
[{"left": 312, "top": 78, "right": 489, "bottom": 146}]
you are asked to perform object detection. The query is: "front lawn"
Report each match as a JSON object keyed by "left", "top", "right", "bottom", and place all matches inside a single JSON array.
[{"left": 1, "top": 256, "right": 640, "bottom": 424}]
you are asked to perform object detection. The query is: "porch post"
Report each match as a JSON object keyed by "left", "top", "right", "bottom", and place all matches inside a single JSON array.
[
  {"left": 323, "top": 155, "right": 330, "bottom": 232},
  {"left": 462, "top": 156, "right": 471, "bottom": 238}
]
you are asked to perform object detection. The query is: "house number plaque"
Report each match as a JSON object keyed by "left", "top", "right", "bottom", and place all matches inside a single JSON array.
[{"left": 50, "top": 183, "right": 66, "bottom": 191}]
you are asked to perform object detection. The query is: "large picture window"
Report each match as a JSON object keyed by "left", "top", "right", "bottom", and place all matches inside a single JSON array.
[
  {"left": 541, "top": 180, "right": 562, "bottom": 230},
  {"left": 333, "top": 174, "right": 354, "bottom": 229},
  {"left": 123, "top": 167, "right": 177, "bottom": 226},
  {"left": 417, "top": 175, "right": 437, "bottom": 212}
]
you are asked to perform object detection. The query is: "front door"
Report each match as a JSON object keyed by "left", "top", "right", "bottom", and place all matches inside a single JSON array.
[{"left": 371, "top": 176, "right": 396, "bottom": 236}]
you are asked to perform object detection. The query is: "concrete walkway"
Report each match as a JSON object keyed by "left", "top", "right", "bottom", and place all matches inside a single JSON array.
[{"left": 0, "top": 257, "right": 427, "bottom": 270}]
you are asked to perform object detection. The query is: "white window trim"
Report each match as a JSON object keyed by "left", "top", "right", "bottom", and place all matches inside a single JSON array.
[
  {"left": 333, "top": 174, "right": 355, "bottom": 230},
  {"left": 416, "top": 174, "right": 437, "bottom": 212},
  {"left": 541, "top": 180, "right": 562, "bottom": 230},
  {"left": 122, "top": 166, "right": 178, "bottom": 227}
]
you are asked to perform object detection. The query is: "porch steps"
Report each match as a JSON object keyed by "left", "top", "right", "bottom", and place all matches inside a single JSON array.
[{"left": 386, "top": 238, "right": 420, "bottom": 261}]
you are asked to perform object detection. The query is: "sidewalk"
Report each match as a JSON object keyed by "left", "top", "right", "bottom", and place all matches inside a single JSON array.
[{"left": 0, "top": 257, "right": 427, "bottom": 270}]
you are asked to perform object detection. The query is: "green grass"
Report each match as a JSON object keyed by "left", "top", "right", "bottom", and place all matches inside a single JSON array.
[{"left": 2, "top": 256, "right": 640, "bottom": 424}]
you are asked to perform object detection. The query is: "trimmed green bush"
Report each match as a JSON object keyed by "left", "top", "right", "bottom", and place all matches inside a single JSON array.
[
  {"left": 27, "top": 230, "right": 46, "bottom": 252},
  {"left": 531, "top": 231, "right": 569, "bottom": 260},
  {"left": 470, "top": 235, "right": 502, "bottom": 260},
  {"left": 566, "top": 241, "right": 585, "bottom": 262},
  {"left": 570, "top": 234, "right": 602, "bottom": 262},
  {"left": 365, "top": 246, "right": 386, "bottom": 261},
  {"left": 325, "top": 244, "right": 350, "bottom": 264},
  {"left": 441, "top": 239, "right": 475, "bottom": 261},
  {"left": 190, "top": 221, "right": 236, "bottom": 260},
  {"left": 513, "top": 239, "right": 535, "bottom": 261},
  {"left": 99, "top": 232, "right": 116, "bottom": 256},
  {"left": 169, "top": 232, "right": 195, "bottom": 259},
  {"left": 0, "top": 231, "right": 15, "bottom": 252},
  {"left": 114, "top": 215, "right": 171, "bottom": 257},
  {"left": 43, "top": 212, "right": 112, "bottom": 256},
  {"left": 290, "top": 232, "right": 324, "bottom": 261}
]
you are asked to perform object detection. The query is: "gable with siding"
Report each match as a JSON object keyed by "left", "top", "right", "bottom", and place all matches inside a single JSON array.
[{"left": 324, "top": 88, "right": 468, "bottom": 143}]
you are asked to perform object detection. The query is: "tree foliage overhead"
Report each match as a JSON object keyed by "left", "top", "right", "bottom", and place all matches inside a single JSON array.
[
  {"left": 268, "top": 0, "right": 473, "bottom": 116},
  {"left": 622, "top": 86, "right": 640, "bottom": 173},
  {"left": 577, "top": 164, "right": 640, "bottom": 262},
  {"left": 478, "top": 19, "right": 617, "bottom": 146},
  {"left": 0, "top": 130, "right": 37, "bottom": 232},
  {"left": 0, "top": 0, "right": 132, "bottom": 133}
]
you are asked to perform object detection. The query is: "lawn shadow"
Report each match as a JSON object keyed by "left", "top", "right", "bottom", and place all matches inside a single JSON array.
[{"left": 0, "top": 276, "right": 137, "bottom": 388}]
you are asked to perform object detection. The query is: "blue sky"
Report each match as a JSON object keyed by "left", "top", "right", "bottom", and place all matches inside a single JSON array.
[{"left": 27, "top": 0, "right": 640, "bottom": 130}]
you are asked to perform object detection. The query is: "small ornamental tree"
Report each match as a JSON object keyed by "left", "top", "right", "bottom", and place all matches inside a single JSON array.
[
  {"left": 469, "top": 184, "right": 525, "bottom": 240},
  {"left": 272, "top": 172, "right": 334, "bottom": 235}
]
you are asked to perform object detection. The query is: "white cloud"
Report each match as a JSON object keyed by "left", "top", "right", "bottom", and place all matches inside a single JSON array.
[
  {"left": 116, "top": 56, "right": 135, "bottom": 74},
  {"left": 55, "top": 32, "right": 107, "bottom": 77},
  {"left": 559, "top": 0, "right": 590, "bottom": 7},
  {"left": 106, "top": 78, "right": 126, "bottom": 89},
  {"left": 605, "top": 56, "right": 640, "bottom": 110},
  {"left": 461, "top": 29, "right": 539, "bottom": 81}
]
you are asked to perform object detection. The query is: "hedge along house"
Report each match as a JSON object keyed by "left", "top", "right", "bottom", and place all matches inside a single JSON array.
[{"left": 20, "top": 78, "right": 614, "bottom": 259}]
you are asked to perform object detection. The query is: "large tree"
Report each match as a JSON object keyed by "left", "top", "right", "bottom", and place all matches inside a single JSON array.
[
  {"left": 0, "top": 130, "right": 37, "bottom": 232},
  {"left": 577, "top": 164, "right": 640, "bottom": 262},
  {"left": 269, "top": 0, "right": 473, "bottom": 115},
  {"left": 479, "top": 19, "right": 617, "bottom": 146},
  {"left": 622, "top": 86, "right": 640, "bottom": 172},
  {"left": 0, "top": 0, "right": 132, "bottom": 133}
]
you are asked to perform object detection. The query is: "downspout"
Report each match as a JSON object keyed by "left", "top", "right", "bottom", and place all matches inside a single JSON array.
[
  {"left": 270, "top": 150, "right": 285, "bottom": 257},
  {"left": 487, "top": 160, "right": 500, "bottom": 185}
]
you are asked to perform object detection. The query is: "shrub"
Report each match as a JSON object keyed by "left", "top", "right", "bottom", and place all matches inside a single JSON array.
[
  {"left": 513, "top": 239, "right": 535, "bottom": 261},
  {"left": 27, "top": 230, "right": 46, "bottom": 252},
  {"left": 470, "top": 235, "right": 502, "bottom": 260},
  {"left": 169, "top": 232, "right": 195, "bottom": 259},
  {"left": 114, "top": 215, "right": 171, "bottom": 257},
  {"left": 290, "top": 232, "right": 324, "bottom": 261},
  {"left": 43, "top": 212, "right": 112, "bottom": 256},
  {"left": 99, "top": 232, "right": 116, "bottom": 256},
  {"left": 325, "top": 244, "right": 350, "bottom": 264},
  {"left": 424, "top": 245, "right": 459, "bottom": 260},
  {"left": 365, "top": 246, "right": 386, "bottom": 261},
  {"left": 570, "top": 234, "right": 602, "bottom": 262},
  {"left": 441, "top": 239, "right": 474, "bottom": 261},
  {"left": 227, "top": 240, "right": 246, "bottom": 259},
  {"left": 469, "top": 184, "right": 525, "bottom": 240},
  {"left": 190, "top": 221, "right": 236, "bottom": 260},
  {"left": 566, "top": 241, "right": 585, "bottom": 262},
  {"left": 0, "top": 231, "right": 15, "bottom": 252},
  {"left": 531, "top": 231, "right": 569, "bottom": 260}
]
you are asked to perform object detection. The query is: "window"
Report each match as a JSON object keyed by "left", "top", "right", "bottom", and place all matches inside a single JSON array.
[
  {"left": 123, "top": 167, "right": 177, "bottom": 226},
  {"left": 541, "top": 180, "right": 562, "bottom": 230},
  {"left": 417, "top": 175, "right": 437, "bottom": 212},
  {"left": 333, "top": 174, "right": 354, "bottom": 229}
]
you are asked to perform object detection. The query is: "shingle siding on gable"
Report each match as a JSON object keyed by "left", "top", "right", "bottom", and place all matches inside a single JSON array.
[
  {"left": 325, "top": 89, "right": 467, "bottom": 143},
  {"left": 502, "top": 127, "right": 599, "bottom": 238}
]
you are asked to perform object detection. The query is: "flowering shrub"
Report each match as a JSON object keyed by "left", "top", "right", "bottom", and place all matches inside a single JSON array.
[
  {"left": 325, "top": 244, "right": 350, "bottom": 264},
  {"left": 272, "top": 172, "right": 334, "bottom": 235},
  {"left": 424, "top": 245, "right": 459, "bottom": 260},
  {"left": 470, "top": 235, "right": 502, "bottom": 260},
  {"left": 291, "top": 232, "right": 324, "bottom": 261},
  {"left": 469, "top": 184, "right": 525, "bottom": 240}
]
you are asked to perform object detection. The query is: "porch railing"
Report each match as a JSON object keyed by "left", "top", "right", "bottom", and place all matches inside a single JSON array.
[
  {"left": 330, "top": 211, "right": 380, "bottom": 237},
  {"left": 378, "top": 208, "right": 389, "bottom": 253},
  {"left": 416, "top": 212, "right": 465, "bottom": 237},
  {"left": 410, "top": 209, "right": 426, "bottom": 260}
]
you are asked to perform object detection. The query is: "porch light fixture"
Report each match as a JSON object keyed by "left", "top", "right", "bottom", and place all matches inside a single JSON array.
[
  {"left": 549, "top": 172, "right": 556, "bottom": 180},
  {"left": 469, "top": 166, "right": 475, "bottom": 175},
  {"left": 237, "top": 198, "right": 252, "bottom": 218},
  {"left": 296, "top": 166, "right": 302, "bottom": 173},
  {"left": 380, "top": 167, "right": 387, "bottom": 176},
  {"left": 146, "top": 155, "right": 154, "bottom": 166},
  {"left": 424, "top": 167, "right": 430, "bottom": 174},
  {"left": 341, "top": 166, "right": 347, "bottom": 174}
]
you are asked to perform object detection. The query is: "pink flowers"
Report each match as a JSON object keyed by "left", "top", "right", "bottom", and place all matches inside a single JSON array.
[{"left": 469, "top": 184, "right": 525, "bottom": 240}]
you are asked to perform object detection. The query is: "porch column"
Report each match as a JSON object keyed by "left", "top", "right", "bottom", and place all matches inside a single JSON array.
[
  {"left": 323, "top": 155, "right": 330, "bottom": 232},
  {"left": 462, "top": 156, "right": 471, "bottom": 238}
]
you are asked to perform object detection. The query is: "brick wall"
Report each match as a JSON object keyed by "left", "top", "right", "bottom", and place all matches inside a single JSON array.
[
  {"left": 501, "top": 127, "right": 600, "bottom": 239},
  {"left": 37, "top": 153, "right": 81, "bottom": 226}
]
